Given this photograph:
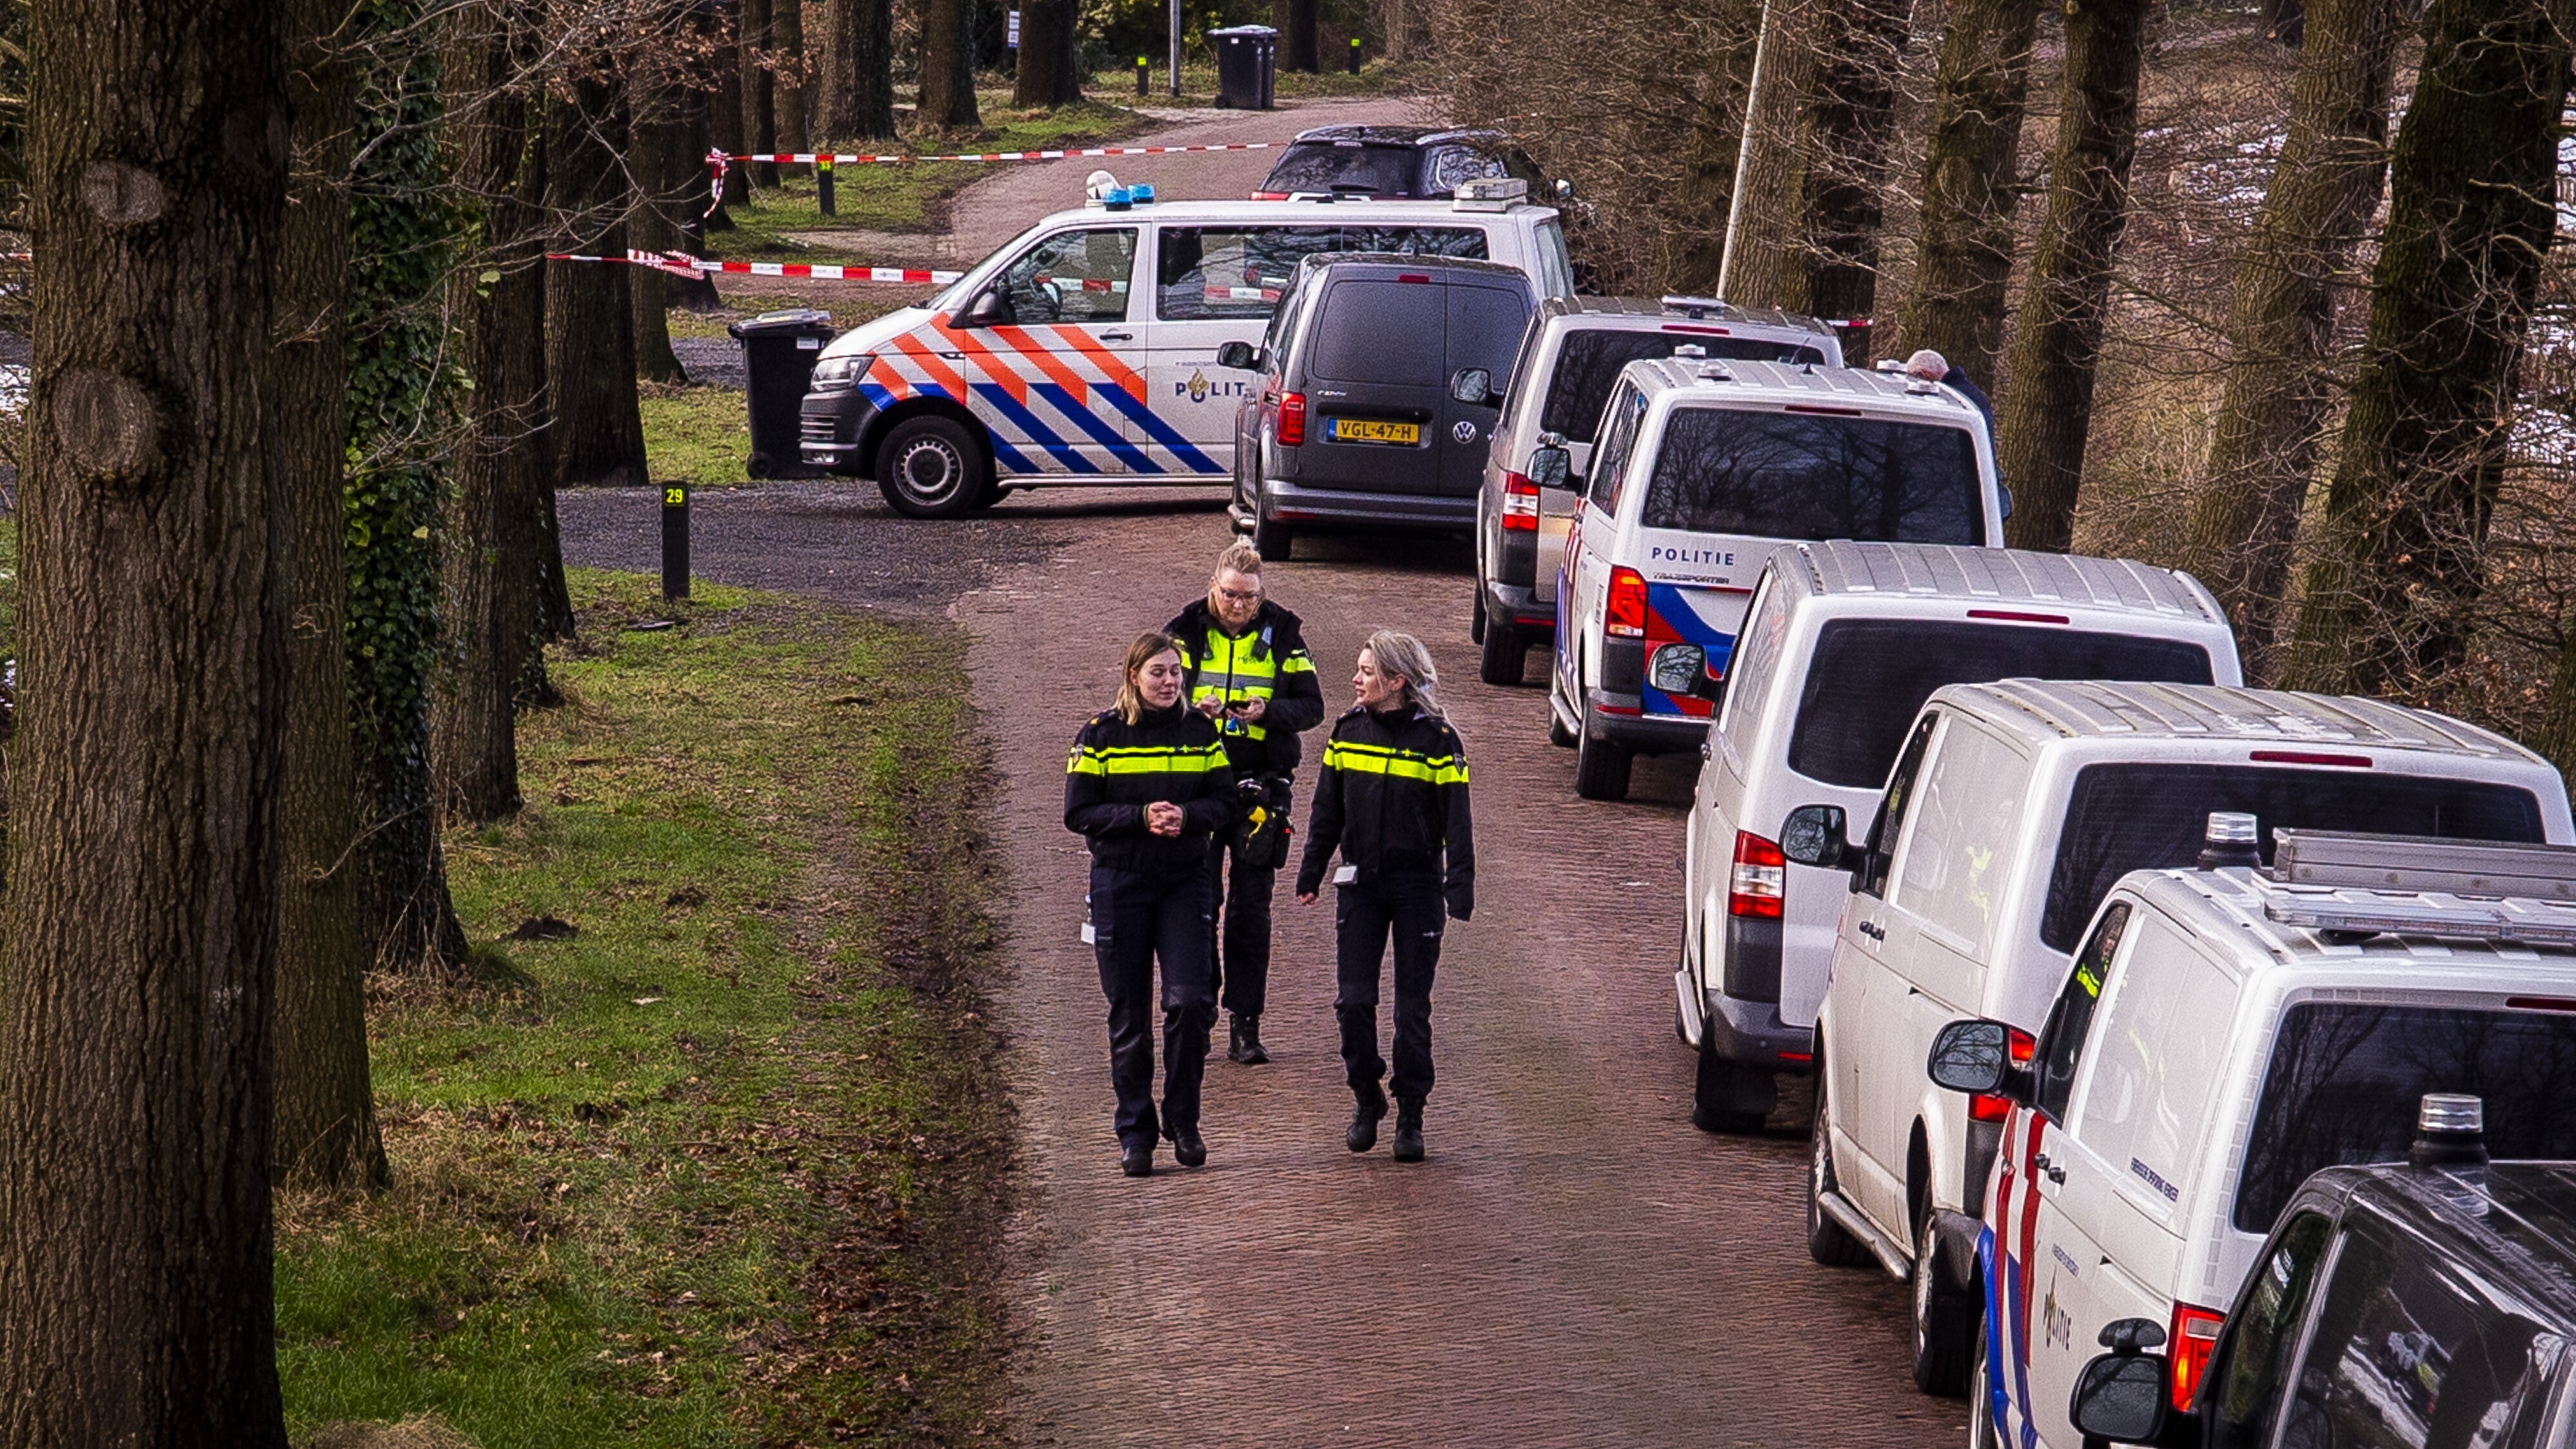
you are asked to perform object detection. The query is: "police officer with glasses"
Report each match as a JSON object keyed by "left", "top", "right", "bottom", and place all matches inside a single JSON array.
[{"left": 1164, "top": 541, "right": 1324, "bottom": 1068}]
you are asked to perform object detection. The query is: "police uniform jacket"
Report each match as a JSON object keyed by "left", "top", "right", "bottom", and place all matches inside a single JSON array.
[
  {"left": 1295, "top": 703, "right": 1475, "bottom": 919},
  {"left": 1162, "top": 598, "right": 1326, "bottom": 779},
  {"left": 1064, "top": 702, "right": 1240, "bottom": 878}
]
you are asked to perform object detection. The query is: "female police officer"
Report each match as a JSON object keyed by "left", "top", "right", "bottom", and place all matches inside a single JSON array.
[
  {"left": 1065, "top": 632, "right": 1241, "bottom": 1178},
  {"left": 1294, "top": 631, "right": 1474, "bottom": 1164}
]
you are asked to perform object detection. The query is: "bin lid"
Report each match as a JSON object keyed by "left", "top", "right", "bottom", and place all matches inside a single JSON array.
[
  {"left": 1208, "top": 24, "right": 1278, "bottom": 36},
  {"left": 728, "top": 307, "right": 836, "bottom": 338}
]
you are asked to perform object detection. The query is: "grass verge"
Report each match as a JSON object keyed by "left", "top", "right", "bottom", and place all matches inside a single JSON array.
[
  {"left": 640, "top": 386, "right": 754, "bottom": 489},
  {"left": 277, "top": 570, "right": 1010, "bottom": 1448}
]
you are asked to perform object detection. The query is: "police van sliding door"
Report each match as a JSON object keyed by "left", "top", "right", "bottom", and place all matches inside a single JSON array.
[
  {"left": 949, "top": 227, "right": 1149, "bottom": 478},
  {"left": 1143, "top": 224, "right": 1493, "bottom": 482}
]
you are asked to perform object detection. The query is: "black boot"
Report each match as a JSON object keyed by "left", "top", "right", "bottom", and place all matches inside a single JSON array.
[
  {"left": 1346, "top": 1085, "right": 1387, "bottom": 1153},
  {"left": 1392, "top": 1098, "right": 1425, "bottom": 1163},
  {"left": 1173, "top": 1126, "right": 1206, "bottom": 1168},
  {"left": 1121, "top": 1140, "right": 1154, "bottom": 1178},
  {"left": 1235, "top": 1013, "right": 1270, "bottom": 1066},
  {"left": 1226, "top": 1014, "right": 1248, "bottom": 1063}
]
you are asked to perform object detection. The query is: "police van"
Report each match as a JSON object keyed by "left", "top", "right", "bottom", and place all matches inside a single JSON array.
[
  {"left": 1533, "top": 358, "right": 2003, "bottom": 801},
  {"left": 796, "top": 179, "right": 1578, "bottom": 517},
  {"left": 1920, "top": 831, "right": 2576, "bottom": 1449}
]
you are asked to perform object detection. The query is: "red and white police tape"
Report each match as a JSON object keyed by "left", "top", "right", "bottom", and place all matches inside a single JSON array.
[{"left": 546, "top": 247, "right": 962, "bottom": 286}]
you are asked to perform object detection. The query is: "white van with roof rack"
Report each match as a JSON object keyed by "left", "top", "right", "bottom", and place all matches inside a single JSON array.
[
  {"left": 1537, "top": 357, "right": 2003, "bottom": 800},
  {"left": 1920, "top": 831, "right": 2576, "bottom": 1449},
  {"left": 1678, "top": 542, "right": 2240, "bottom": 1138},
  {"left": 1775, "top": 680, "right": 2574, "bottom": 1402},
  {"left": 796, "top": 181, "right": 1576, "bottom": 517},
  {"left": 1470, "top": 296, "right": 1844, "bottom": 686}
]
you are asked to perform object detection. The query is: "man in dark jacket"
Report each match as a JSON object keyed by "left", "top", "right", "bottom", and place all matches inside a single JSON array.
[
  {"left": 1295, "top": 631, "right": 1473, "bottom": 1163},
  {"left": 1905, "top": 348, "right": 1994, "bottom": 439},
  {"left": 1165, "top": 540, "right": 1325, "bottom": 1067}
]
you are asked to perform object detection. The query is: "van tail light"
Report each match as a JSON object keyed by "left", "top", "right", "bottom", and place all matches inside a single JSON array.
[
  {"left": 1252, "top": 190, "right": 1290, "bottom": 200},
  {"left": 1607, "top": 566, "right": 1648, "bottom": 638},
  {"left": 1971, "top": 1027, "right": 2037, "bottom": 1121},
  {"left": 1275, "top": 391, "right": 1307, "bottom": 447},
  {"left": 1728, "top": 831, "right": 1785, "bottom": 920},
  {"left": 1502, "top": 471, "right": 1540, "bottom": 530},
  {"left": 2167, "top": 1302, "right": 2225, "bottom": 1411}
]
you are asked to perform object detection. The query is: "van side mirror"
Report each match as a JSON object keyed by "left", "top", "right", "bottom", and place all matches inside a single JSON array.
[
  {"left": 959, "top": 291, "right": 1007, "bottom": 328},
  {"left": 1450, "top": 367, "right": 1497, "bottom": 406},
  {"left": 1215, "top": 340, "right": 1257, "bottom": 371},
  {"left": 2070, "top": 1320, "right": 2172, "bottom": 1444},
  {"left": 1926, "top": 1020, "right": 2020, "bottom": 1096},
  {"left": 1778, "top": 804, "right": 1856, "bottom": 870},
  {"left": 1528, "top": 445, "right": 1573, "bottom": 489}
]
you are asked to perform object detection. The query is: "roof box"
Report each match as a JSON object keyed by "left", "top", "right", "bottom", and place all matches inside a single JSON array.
[{"left": 1453, "top": 177, "right": 1528, "bottom": 212}]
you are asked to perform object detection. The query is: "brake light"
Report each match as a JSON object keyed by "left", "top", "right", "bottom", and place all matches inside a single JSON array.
[
  {"left": 1784, "top": 404, "right": 1865, "bottom": 416},
  {"left": 1607, "top": 566, "right": 1648, "bottom": 638},
  {"left": 2510, "top": 996, "right": 2576, "bottom": 1012},
  {"left": 1252, "top": 190, "right": 1289, "bottom": 200},
  {"left": 1502, "top": 471, "right": 1540, "bottom": 530},
  {"left": 1276, "top": 391, "right": 1306, "bottom": 447},
  {"left": 1971, "top": 1027, "right": 2037, "bottom": 1121},
  {"left": 2249, "top": 749, "right": 2372, "bottom": 768},
  {"left": 1729, "top": 831, "right": 1785, "bottom": 919},
  {"left": 2168, "top": 1302, "right": 2224, "bottom": 1411},
  {"left": 1966, "top": 609, "right": 2070, "bottom": 624},
  {"left": 1396, "top": 273, "right": 1431, "bottom": 283},
  {"left": 1662, "top": 323, "right": 1732, "bottom": 335}
]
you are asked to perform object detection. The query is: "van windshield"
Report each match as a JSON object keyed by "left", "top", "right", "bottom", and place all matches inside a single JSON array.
[
  {"left": 2039, "top": 765, "right": 2546, "bottom": 952},
  {"left": 1262, "top": 143, "right": 1430, "bottom": 196},
  {"left": 1784, "top": 621, "right": 2215, "bottom": 789},
  {"left": 2235, "top": 1003, "right": 2576, "bottom": 1232},
  {"left": 1541, "top": 332, "right": 1829, "bottom": 441},
  {"left": 1640, "top": 408, "right": 1983, "bottom": 543}
]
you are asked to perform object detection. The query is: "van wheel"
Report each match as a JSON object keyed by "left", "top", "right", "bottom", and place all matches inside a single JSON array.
[
  {"left": 1969, "top": 1318, "right": 2000, "bottom": 1449},
  {"left": 876, "top": 417, "right": 992, "bottom": 518},
  {"left": 1252, "top": 505, "right": 1293, "bottom": 562},
  {"left": 1480, "top": 615, "right": 1527, "bottom": 687},
  {"left": 1693, "top": 1033, "right": 1773, "bottom": 1134},
  {"left": 1912, "top": 1198, "right": 1974, "bottom": 1397},
  {"left": 1573, "top": 706, "right": 1631, "bottom": 800},
  {"left": 1807, "top": 1071, "right": 1871, "bottom": 1268}
]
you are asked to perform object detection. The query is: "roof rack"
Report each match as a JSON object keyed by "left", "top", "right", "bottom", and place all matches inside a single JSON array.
[
  {"left": 1661, "top": 293, "right": 1726, "bottom": 320},
  {"left": 2249, "top": 830, "right": 2576, "bottom": 947}
]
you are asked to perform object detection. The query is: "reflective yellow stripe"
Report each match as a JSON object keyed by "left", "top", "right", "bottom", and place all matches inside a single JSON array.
[
  {"left": 1322, "top": 738, "right": 1470, "bottom": 785},
  {"left": 1281, "top": 653, "right": 1315, "bottom": 674},
  {"left": 1068, "top": 741, "right": 1232, "bottom": 776}
]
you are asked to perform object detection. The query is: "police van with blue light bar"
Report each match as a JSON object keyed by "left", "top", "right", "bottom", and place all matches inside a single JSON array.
[
  {"left": 796, "top": 175, "right": 1576, "bottom": 518},
  {"left": 1920, "top": 828, "right": 2576, "bottom": 1449}
]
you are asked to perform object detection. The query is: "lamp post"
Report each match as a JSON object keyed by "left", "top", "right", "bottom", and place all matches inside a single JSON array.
[{"left": 1169, "top": 0, "right": 1181, "bottom": 95}]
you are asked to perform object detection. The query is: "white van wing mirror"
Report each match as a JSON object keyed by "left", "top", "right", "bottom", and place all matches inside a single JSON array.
[
  {"left": 1528, "top": 445, "right": 1573, "bottom": 489},
  {"left": 1215, "top": 340, "right": 1257, "bottom": 371},
  {"left": 1778, "top": 803, "right": 1855, "bottom": 870},
  {"left": 1926, "top": 1020, "right": 2014, "bottom": 1095},
  {"left": 958, "top": 290, "right": 1007, "bottom": 328},
  {"left": 2069, "top": 1320, "right": 2171, "bottom": 1444}
]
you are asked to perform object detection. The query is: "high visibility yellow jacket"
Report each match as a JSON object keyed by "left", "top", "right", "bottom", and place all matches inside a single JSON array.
[
  {"left": 1063, "top": 702, "right": 1240, "bottom": 878},
  {"left": 1295, "top": 703, "right": 1475, "bottom": 919},
  {"left": 1163, "top": 598, "right": 1325, "bottom": 778}
]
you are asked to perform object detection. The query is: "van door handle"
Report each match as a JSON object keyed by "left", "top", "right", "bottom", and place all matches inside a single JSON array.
[
  {"left": 2032, "top": 1152, "right": 2066, "bottom": 1185},
  {"left": 1099, "top": 331, "right": 1134, "bottom": 341},
  {"left": 1857, "top": 920, "right": 1885, "bottom": 941}
]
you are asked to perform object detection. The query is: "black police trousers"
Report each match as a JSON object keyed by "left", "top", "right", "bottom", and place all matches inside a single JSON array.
[
  {"left": 1333, "top": 871, "right": 1444, "bottom": 1102},
  {"left": 1090, "top": 863, "right": 1215, "bottom": 1148},
  {"left": 1206, "top": 778, "right": 1288, "bottom": 1018}
]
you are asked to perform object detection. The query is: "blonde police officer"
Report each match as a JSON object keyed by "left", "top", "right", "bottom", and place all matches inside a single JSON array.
[{"left": 1164, "top": 541, "right": 1325, "bottom": 1067}]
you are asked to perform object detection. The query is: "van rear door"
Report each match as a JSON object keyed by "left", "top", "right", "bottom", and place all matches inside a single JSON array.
[
  {"left": 1295, "top": 273, "right": 1451, "bottom": 496},
  {"left": 1440, "top": 277, "right": 1539, "bottom": 497}
]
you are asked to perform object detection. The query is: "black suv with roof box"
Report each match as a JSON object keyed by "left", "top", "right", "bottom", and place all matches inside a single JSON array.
[
  {"left": 2067, "top": 1094, "right": 2576, "bottom": 1449},
  {"left": 1253, "top": 125, "right": 1544, "bottom": 200},
  {"left": 1217, "top": 252, "right": 1539, "bottom": 560}
]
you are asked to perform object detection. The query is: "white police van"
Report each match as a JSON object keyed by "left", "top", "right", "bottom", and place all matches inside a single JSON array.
[
  {"left": 1537, "top": 358, "right": 2003, "bottom": 800},
  {"left": 796, "top": 179, "right": 1578, "bottom": 517},
  {"left": 1923, "top": 831, "right": 2576, "bottom": 1449}
]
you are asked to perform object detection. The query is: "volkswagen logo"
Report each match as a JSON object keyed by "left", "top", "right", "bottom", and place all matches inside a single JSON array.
[{"left": 1452, "top": 420, "right": 1478, "bottom": 444}]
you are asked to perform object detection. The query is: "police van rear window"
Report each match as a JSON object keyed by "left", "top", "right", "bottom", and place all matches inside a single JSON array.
[
  {"left": 1639, "top": 409, "right": 1982, "bottom": 544},
  {"left": 2038, "top": 765, "right": 2546, "bottom": 953},
  {"left": 1540, "top": 331, "right": 1827, "bottom": 442},
  {"left": 1261, "top": 143, "right": 1430, "bottom": 196},
  {"left": 2236, "top": 1003, "right": 2576, "bottom": 1233},
  {"left": 1154, "top": 226, "right": 1487, "bottom": 320},
  {"left": 1784, "top": 621, "right": 2213, "bottom": 789}
]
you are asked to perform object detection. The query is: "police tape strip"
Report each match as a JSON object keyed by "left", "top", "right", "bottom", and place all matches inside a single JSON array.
[
  {"left": 546, "top": 248, "right": 962, "bottom": 285},
  {"left": 727, "top": 141, "right": 1284, "bottom": 167}
]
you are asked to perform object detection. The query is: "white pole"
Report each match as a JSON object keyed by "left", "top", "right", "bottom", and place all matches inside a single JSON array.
[{"left": 1170, "top": 0, "right": 1183, "bottom": 95}]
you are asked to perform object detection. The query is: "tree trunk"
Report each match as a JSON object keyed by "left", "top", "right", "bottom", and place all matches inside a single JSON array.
[
  {"left": 1666, "top": 0, "right": 1767, "bottom": 295},
  {"left": 1718, "top": 0, "right": 1820, "bottom": 311},
  {"left": 743, "top": 0, "right": 779, "bottom": 186},
  {"left": 1285, "top": 0, "right": 1321, "bottom": 71},
  {"left": 814, "top": 0, "right": 899, "bottom": 142},
  {"left": 1014, "top": 0, "right": 1083, "bottom": 106},
  {"left": 1797, "top": 0, "right": 1911, "bottom": 361},
  {"left": 2277, "top": 0, "right": 2575, "bottom": 696},
  {"left": 1996, "top": 0, "right": 2153, "bottom": 552},
  {"left": 272, "top": 0, "right": 388, "bottom": 1194},
  {"left": 630, "top": 57, "right": 688, "bottom": 386},
  {"left": 546, "top": 77, "right": 650, "bottom": 489},
  {"left": 774, "top": 0, "right": 810, "bottom": 152},
  {"left": 5, "top": 0, "right": 293, "bottom": 1437},
  {"left": 919, "top": 0, "right": 983, "bottom": 130},
  {"left": 711, "top": 8, "right": 749, "bottom": 210},
  {"left": 346, "top": 0, "right": 471, "bottom": 977},
  {"left": 2261, "top": 0, "right": 2306, "bottom": 43},
  {"left": 438, "top": 0, "right": 551, "bottom": 825},
  {"left": 2176, "top": 0, "right": 2404, "bottom": 673},
  {"left": 1896, "top": 0, "right": 2043, "bottom": 384}
]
